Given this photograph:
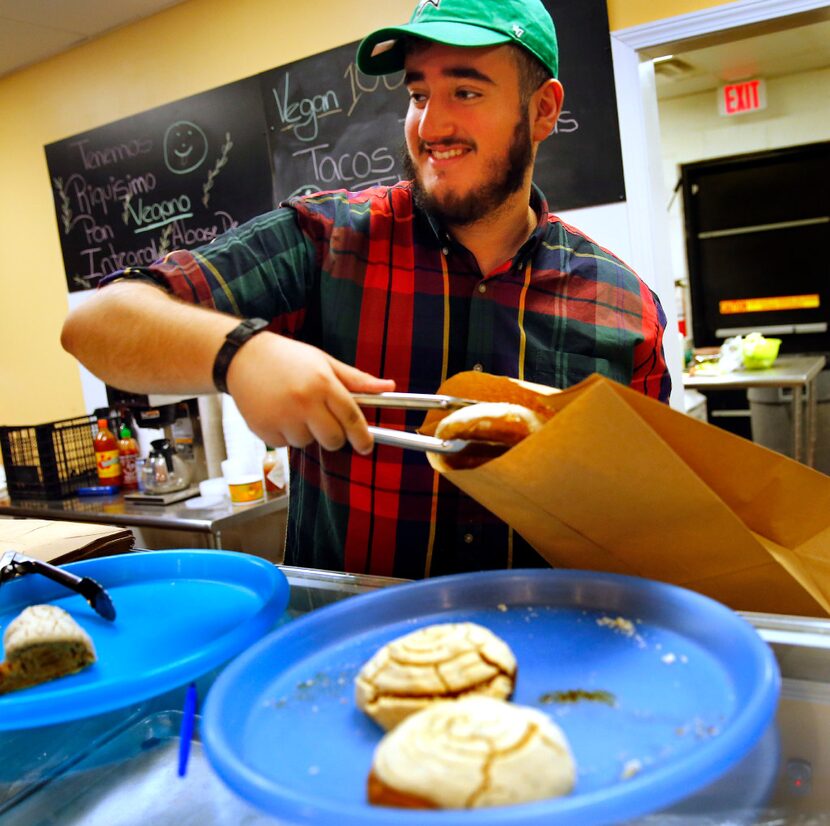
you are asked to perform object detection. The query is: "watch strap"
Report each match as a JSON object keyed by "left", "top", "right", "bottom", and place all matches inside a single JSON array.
[{"left": 212, "top": 318, "right": 270, "bottom": 394}]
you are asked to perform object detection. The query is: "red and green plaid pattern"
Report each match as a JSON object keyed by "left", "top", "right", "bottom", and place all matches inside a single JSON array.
[{"left": 112, "top": 182, "right": 670, "bottom": 577}]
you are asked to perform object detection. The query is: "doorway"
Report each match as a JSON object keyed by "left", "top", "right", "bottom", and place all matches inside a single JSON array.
[
  {"left": 608, "top": 1, "right": 830, "bottom": 411},
  {"left": 610, "top": 2, "right": 830, "bottom": 451}
]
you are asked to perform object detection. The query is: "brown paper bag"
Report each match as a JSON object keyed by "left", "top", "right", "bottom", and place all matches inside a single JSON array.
[{"left": 423, "top": 372, "right": 830, "bottom": 617}]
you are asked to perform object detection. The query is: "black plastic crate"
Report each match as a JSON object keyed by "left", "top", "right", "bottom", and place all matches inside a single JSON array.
[{"left": 0, "top": 415, "right": 99, "bottom": 499}]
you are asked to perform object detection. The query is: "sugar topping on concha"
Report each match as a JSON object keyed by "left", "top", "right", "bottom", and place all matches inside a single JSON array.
[
  {"left": 355, "top": 622, "right": 517, "bottom": 731},
  {"left": 368, "top": 696, "right": 576, "bottom": 809}
]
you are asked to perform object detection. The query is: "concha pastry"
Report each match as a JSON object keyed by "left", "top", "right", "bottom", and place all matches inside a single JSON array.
[
  {"left": 355, "top": 622, "right": 516, "bottom": 730},
  {"left": 367, "top": 696, "right": 576, "bottom": 809},
  {"left": 0, "top": 604, "right": 97, "bottom": 694}
]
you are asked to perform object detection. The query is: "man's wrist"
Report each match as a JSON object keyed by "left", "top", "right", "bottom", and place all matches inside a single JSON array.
[{"left": 212, "top": 318, "right": 270, "bottom": 394}]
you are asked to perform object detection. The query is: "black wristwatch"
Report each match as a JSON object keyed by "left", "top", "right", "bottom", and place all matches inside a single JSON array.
[{"left": 212, "top": 318, "right": 270, "bottom": 394}]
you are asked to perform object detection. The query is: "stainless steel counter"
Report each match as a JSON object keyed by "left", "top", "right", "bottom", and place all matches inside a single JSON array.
[
  {"left": 2, "top": 567, "right": 830, "bottom": 824},
  {"left": 0, "top": 490, "right": 288, "bottom": 552},
  {"left": 683, "top": 354, "right": 827, "bottom": 466}
]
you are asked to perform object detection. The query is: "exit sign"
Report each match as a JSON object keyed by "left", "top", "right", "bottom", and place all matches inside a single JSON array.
[{"left": 719, "top": 79, "right": 767, "bottom": 116}]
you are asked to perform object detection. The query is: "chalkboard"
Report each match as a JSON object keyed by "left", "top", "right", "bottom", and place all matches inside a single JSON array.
[
  {"left": 45, "top": 77, "right": 273, "bottom": 292},
  {"left": 45, "top": 0, "right": 624, "bottom": 290},
  {"left": 260, "top": 0, "right": 625, "bottom": 210},
  {"left": 538, "top": 0, "right": 626, "bottom": 210}
]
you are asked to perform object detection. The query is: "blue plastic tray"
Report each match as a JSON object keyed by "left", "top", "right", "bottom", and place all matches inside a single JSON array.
[
  {"left": 0, "top": 550, "right": 289, "bottom": 730},
  {"left": 202, "top": 569, "right": 780, "bottom": 826}
]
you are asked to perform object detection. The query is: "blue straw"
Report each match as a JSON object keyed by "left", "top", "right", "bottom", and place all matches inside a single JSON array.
[{"left": 178, "top": 682, "right": 198, "bottom": 777}]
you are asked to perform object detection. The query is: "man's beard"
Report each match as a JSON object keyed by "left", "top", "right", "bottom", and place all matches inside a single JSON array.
[{"left": 402, "top": 113, "right": 533, "bottom": 227}]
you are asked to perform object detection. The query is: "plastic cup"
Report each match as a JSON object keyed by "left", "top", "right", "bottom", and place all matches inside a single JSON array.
[{"left": 221, "top": 459, "right": 264, "bottom": 505}]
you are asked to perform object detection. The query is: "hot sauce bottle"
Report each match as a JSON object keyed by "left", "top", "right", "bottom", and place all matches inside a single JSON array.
[
  {"left": 262, "top": 448, "right": 286, "bottom": 494},
  {"left": 118, "top": 425, "right": 139, "bottom": 491},
  {"left": 94, "top": 418, "right": 122, "bottom": 487}
]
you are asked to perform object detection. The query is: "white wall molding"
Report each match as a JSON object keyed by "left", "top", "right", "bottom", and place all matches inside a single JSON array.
[
  {"left": 609, "top": 37, "right": 686, "bottom": 409},
  {"left": 613, "top": 0, "right": 830, "bottom": 49}
]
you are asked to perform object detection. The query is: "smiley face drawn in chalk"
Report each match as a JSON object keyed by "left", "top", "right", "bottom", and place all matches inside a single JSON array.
[{"left": 163, "top": 120, "right": 208, "bottom": 174}]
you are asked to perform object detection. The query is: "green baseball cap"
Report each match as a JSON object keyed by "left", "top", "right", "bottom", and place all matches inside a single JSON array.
[{"left": 356, "top": 0, "right": 559, "bottom": 79}]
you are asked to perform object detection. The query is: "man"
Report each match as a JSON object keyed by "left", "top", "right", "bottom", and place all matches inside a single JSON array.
[{"left": 61, "top": 0, "right": 670, "bottom": 578}]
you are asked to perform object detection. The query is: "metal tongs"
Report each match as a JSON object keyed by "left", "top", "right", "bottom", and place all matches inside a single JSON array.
[
  {"left": 0, "top": 551, "right": 116, "bottom": 621},
  {"left": 352, "top": 391, "right": 503, "bottom": 455}
]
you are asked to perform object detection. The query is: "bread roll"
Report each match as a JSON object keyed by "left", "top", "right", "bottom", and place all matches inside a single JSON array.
[
  {"left": 431, "top": 402, "right": 547, "bottom": 469},
  {"left": 0, "top": 605, "right": 96, "bottom": 694},
  {"left": 368, "top": 696, "right": 576, "bottom": 809},
  {"left": 420, "top": 371, "right": 560, "bottom": 440},
  {"left": 435, "top": 402, "right": 545, "bottom": 444},
  {"left": 355, "top": 622, "right": 516, "bottom": 731},
  {"left": 421, "top": 372, "right": 559, "bottom": 470}
]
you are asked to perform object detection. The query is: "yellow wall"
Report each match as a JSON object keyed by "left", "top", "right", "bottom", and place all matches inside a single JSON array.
[
  {"left": 0, "top": 0, "right": 735, "bottom": 426},
  {"left": 607, "top": 0, "right": 730, "bottom": 31}
]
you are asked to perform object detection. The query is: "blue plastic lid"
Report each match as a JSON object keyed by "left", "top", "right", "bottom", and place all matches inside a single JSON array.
[
  {"left": 0, "top": 550, "right": 289, "bottom": 730},
  {"left": 202, "top": 568, "right": 780, "bottom": 825}
]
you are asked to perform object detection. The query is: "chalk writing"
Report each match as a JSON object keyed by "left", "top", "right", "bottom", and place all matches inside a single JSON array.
[
  {"left": 343, "top": 63, "right": 405, "bottom": 117},
  {"left": 71, "top": 137, "right": 153, "bottom": 170},
  {"left": 554, "top": 110, "right": 579, "bottom": 134},
  {"left": 124, "top": 194, "right": 194, "bottom": 233},
  {"left": 169, "top": 212, "right": 237, "bottom": 246},
  {"left": 291, "top": 143, "right": 396, "bottom": 187},
  {"left": 68, "top": 214, "right": 113, "bottom": 245},
  {"left": 272, "top": 73, "right": 341, "bottom": 142},
  {"left": 80, "top": 238, "right": 162, "bottom": 278},
  {"left": 63, "top": 171, "right": 157, "bottom": 216},
  {"left": 74, "top": 211, "right": 239, "bottom": 282}
]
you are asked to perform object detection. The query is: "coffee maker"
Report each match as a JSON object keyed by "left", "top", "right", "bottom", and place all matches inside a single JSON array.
[{"left": 105, "top": 387, "right": 218, "bottom": 495}]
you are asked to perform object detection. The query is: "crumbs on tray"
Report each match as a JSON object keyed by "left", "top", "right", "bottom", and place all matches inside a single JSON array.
[
  {"left": 620, "top": 758, "right": 643, "bottom": 780},
  {"left": 596, "top": 615, "right": 636, "bottom": 637}
]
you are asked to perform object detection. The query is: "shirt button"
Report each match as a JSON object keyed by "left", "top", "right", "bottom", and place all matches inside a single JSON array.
[
  {"left": 463, "top": 533, "right": 474, "bottom": 544},
  {"left": 472, "top": 363, "right": 483, "bottom": 372},
  {"left": 441, "top": 247, "right": 449, "bottom": 256},
  {"left": 477, "top": 283, "right": 487, "bottom": 294}
]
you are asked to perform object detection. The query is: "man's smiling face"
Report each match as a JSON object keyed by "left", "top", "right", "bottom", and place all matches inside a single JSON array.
[{"left": 402, "top": 42, "right": 533, "bottom": 226}]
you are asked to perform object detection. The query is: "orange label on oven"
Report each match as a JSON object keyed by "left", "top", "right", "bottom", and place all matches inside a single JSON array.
[{"left": 720, "top": 294, "right": 820, "bottom": 315}]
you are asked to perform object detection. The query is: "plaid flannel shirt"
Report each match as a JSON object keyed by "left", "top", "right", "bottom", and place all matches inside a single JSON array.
[{"left": 114, "top": 182, "right": 670, "bottom": 578}]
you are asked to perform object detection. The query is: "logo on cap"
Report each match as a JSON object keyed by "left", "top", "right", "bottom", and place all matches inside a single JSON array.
[
  {"left": 512, "top": 24, "right": 524, "bottom": 38},
  {"left": 415, "top": 0, "right": 441, "bottom": 18}
]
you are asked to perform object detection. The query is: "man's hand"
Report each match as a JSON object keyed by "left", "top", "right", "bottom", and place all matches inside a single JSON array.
[
  {"left": 227, "top": 332, "right": 395, "bottom": 455},
  {"left": 60, "top": 281, "right": 392, "bottom": 455}
]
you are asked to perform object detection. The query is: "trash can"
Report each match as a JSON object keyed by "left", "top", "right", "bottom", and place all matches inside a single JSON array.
[{"left": 748, "top": 369, "right": 830, "bottom": 475}]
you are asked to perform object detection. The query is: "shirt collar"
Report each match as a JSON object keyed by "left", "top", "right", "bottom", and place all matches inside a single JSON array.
[{"left": 417, "top": 182, "right": 549, "bottom": 267}]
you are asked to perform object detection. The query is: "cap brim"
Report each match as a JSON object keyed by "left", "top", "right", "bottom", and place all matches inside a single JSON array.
[{"left": 356, "top": 21, "right": 512, "bottom": 76}]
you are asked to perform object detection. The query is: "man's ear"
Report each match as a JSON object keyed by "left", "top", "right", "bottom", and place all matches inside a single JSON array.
[{"left": 531, "top": 79, "right": 564, "bottom": 143}]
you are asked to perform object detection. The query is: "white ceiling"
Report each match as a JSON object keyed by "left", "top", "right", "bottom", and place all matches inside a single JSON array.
[
  {"left": 654, "top": 19, "right": 830, "bottom": 99},
  {"left": 0, "top": 0, "right": 188, "bottom": 79},
  {"left": 1, "top": 0, "right": 828, "bottom": 98}
]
